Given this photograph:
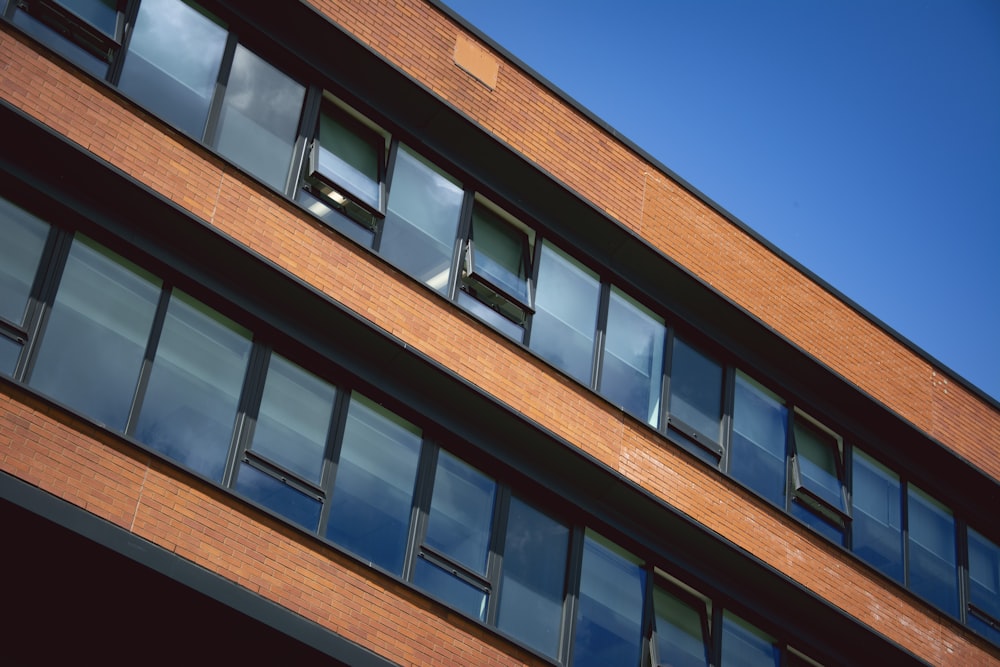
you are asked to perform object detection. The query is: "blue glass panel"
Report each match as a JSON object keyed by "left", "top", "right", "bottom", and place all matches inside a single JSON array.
[
  {"left": 497, "top": 497, "right": 568, "bottom": 658},
  {"left": 425, "top": 450, "right": 496, "bottom": 575},
  {"left": 571, "top": 533, "right": 645, "bottom": 667},
  {"left": 234, "top": 464, "right": 321, "bottom": 532},
  {"left": 134, "top": 290, "right": 250, "bottom": 481},
  {"left": 600, "top": 287, "right": 664, "bottom": 426},
  {"left": 531, "top": 242, "right": 600, "bottom": 385},
  {"left": 729, "top": 373, "right": 787, "bottom": 507},
  {"left": 296, "top": 189, "right": 376, "bottom": 248},
  {"left": 12, "top": 8, "right": 108, "bottom": 78},
  {"left": 793, "top": 417, "right": 843, "bottom": 509},
  {"left": 652, "top": 587, "right": 708, "bottom": 667},
  {"left": 0, "top": 336, "right": 21, "bottom": 377},
  {"left": 456, "top": 290, "right": 525, "bottom": 341},
  {"left": 790, "top": 500, "right": 844, "bottom": 546},
  {"left": 908, "top": 485, "right": 958, "bottom": 617},
  {"left": 118, "top": 0, "right": 227, "bottom": 138},
  {"left": 851, "top": 450, "right": 903, "bottom": 582},
  {"left": 668, "top": 337, "right": 723, "bottom": 442},
  {"left": 379, "top": 145, "right": 463, "bottom": 294},
  {"left": 968, "top": 528, "right": 1000, "bottom": 632},
  {"left": 325, "top": 393, "right": 421, "bottom": 575},
  {"left": 721, "top": 612, "right": 779, "bottom": 667},
  {"left": 470, "top": 204, "right": 529, "bottom": 304},
  {"left": 413, "top": 557, "right": 488, "bottom": 621},
  {"left": 55, "top": 0, "right": 117, "bottom": 35},
  {"left": 29, "top": 236, "right": 160, "bottom": 432},
  {"left": 250, "top": 354, "right": 334, "bottom": 484},
  {"left": 215, "top": 45, "right": 305, "bottom": 190},
  {"left": 0, "top": 197, "right": 48, "bottom": 325}
]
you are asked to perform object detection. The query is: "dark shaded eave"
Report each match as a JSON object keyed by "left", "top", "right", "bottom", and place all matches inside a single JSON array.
[
  {"left": 0, "top": 100, "right": 934, "bottom": 667},
  {"left": 207, "top": 0, "right": 997, "bottom": 532}
]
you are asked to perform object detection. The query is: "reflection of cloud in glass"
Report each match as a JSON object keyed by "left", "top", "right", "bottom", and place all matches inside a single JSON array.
[
  {"left": 128, "top": 0, "right": 227, "bottom": 96},
  {"left": 223, "top": 46, "right": 304, "bottom": 133}
]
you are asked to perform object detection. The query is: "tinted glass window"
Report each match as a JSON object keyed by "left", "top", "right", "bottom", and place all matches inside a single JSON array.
[
  {"left": 0, "top": 198, "right": 48, "bottom": 326},
  {"left": 133, "top": 290, "right": 251, "bottom": 481},
  {"left": 652, "top": 587, "right": 709, "bottom": 667},
  {"left": 0, "top": 337, "right": 20, "bottom": 376},
  {"left": 249, "top": 353, "right": 334, "bottom": 484},
  {"left": 413, "top": 557, "right": 488, "bottom": 620},
  {"left": 497, "top": 496, "right": 569, "bottom": 658},
  {"left": 215, "top": 44, "right": 305, "bottom": 190},
  {"left": 325, "top": 393, "right": 421, "bottom": 574},
  {"left": 531, "top": 242, "right": 600, "bottom": 385},
  {"left": 968, "top": 528, "right": 1000, "bottom": 643},
  {"left": 572, "top": 532, "right": 645, "bottom": 667},
  {"left": 720, "top": 612, "right": 779, "bottom": 667},
  {"left": 470, "top": 204, "right": 530, "bottom": 304},
  {"left": 380, "top": 145, "right": 464, "bottom": 294},
  {"left": 668, "top": 337, "right": 723, "bottom": 442},
  {"left": 600, "top": 287, "right": 665, "bottom": 426},
  {"left": 118, "top": 0, "right": 227, "bottom": 138},
  {"left": 425, "top": 450, "right": 496, "bottom": 575},
  {"left": 11, "top": 2, "right": 111, "bottom": 77},
  {"left": 851, "top": 450, "right": 903, "bottom": 582},
  {"left": 29, "top": 236, "right": 160, "bottom": 431},
  {"left": 314, "top": 106, "right": 381, "bottom": 209},
  {"left": 908, "top": 485, "right": 958, "bottom": 616},
  {"left": 56, "top": 0, "right": 118, "bottom": 34},
  {"left": 730, "top": 373, "right": 787, "bottom": 506},
  {"left": 793, "top": 417, "right": 843, "bottom": 509},
  {"left": 234, "top": 463, "right": 321, "bottom": 531}
]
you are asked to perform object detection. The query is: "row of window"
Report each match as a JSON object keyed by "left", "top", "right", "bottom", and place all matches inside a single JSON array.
[
  {"left": 1, "top": 194, "right": 829, "bottom": 667},
  {"left": 5, "top": 0, "right": 999, "bottom": 646}
]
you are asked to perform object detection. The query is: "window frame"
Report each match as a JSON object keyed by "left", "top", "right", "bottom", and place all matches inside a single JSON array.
[{"left": 6, "top": 0, "right": 127, "bottom": 71}]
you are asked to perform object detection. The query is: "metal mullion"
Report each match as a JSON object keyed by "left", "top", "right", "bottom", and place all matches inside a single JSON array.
[
  {"left": 106, "top": 0, "right": 137, "bottom": 84},
  {"left": 402, "top": 438, "right": 438, "bottom": 581},
  {"left": 448, "top": 190, "right": 476, "bottom": 303},
  {"left": 561, "top": 524, "right": 586, "bottom": 666},
  {"left": 221, "top": 341, "right": 270, "bottom": 488},
  {"left": 316, "top": 386, "right": 352, "bottom": 534},
  {"left": 484, "top": 484, "right": 511, "bottom": 626},
  {"left": 202, "top": 31, "right": 239, "bottom": 145},
  {"left": 640, "top": 564, "right": 655, "bottom": 667},
  {"left": 17, "top": 227, "right": 73, "bottom": 383},
  {"left": 371, "top": 139, "right": 400, "bottom": 253},
  {"left": 122, "top": 283, "right": 173, "bottom": 436},
  {"left": 957, "top": 518, "right": 970, "bottom": 625},
  {"left": 719, "top": 364, "right": 736, "bottom": 474},
  {"left": 284, "top": 84, "right": 323, "bottom": 198},
  {"left": 591, "top": 281, "right": 611, "bottom": 391},
  {"left": 522, "top": 234, "right": 545, "bottom": 346}
]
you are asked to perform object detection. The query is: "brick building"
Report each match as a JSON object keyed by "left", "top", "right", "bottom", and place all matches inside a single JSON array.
[{"left": 1, "top": 1, "right": 998, "bottom": 665}]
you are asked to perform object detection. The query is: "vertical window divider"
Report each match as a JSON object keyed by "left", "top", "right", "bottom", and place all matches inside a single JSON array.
[
  {"left": 402, "top": 439, "right": 438, "bottom": 581},
  {"left": 591, "top": 281, "right": 611, "bottom": 391},
  {"left": 107, "top": 0, "right": 138, "bottom": 85},
  {"left": 284, "top": 84, "right": 323, "bottom": 198},
  {"left": 316, "top": 386, "right": 352, "bottom": 532},
  {"left": 370, "top": 138, "right": 399, "bottom": 253},
  {"left": 709, "top": 604, "right": 723, "bottom": 666},
  {"left": 844, "top": 441, "right": 855, "bottom": 551},
  {"left": 18, "top": 227, "right": 73, "bottom": 384},
  {"left": 122, "top": 283, "right": 173, "bottom": 436},
  {"left": 522, "top": 233, "right": 545, "bottom": 346},
  {"left": 484, "top": 484, "right": 512, "bottom": 626},
  {"left": 957, "top": 518, "right": 971, "bottom": 626},
  {"left": 449, "top": 190, "right": 476, "bottom": 303},
  {"left": 720, "top": 363, "right": 735, "bottom": 472},
  {"left": 221, "top": 341, "right": 270, "bottom": 487},
  {"left": 202, "top": 31, "right": 239, "bottom": 145},
  {"left": 659, "top": 327, "right": 676, "bottom": 433},
  {"left": 561, "top": 524, "right": 586, "bottom": 666},
  {"left": 901, "top": 476, "right": 911, "bottom": 589}
]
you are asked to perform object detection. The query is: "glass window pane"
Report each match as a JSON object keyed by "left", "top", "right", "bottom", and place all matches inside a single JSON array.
[
  {"left": 721, "top": 611, "right": 779, "bottom": 667},
  {"left": 316, "top": 107, "right": 381, "bottom": 209},
  {"left": 793, "top": 417, "right": 843, "bottom": 509},
  {"left": 133, "top": 290, "right": 251, "bottom": 481},
  {"left": 668, "top": 337, "right": 723, "bottom": 442},
  {"left": 379, "top": 145, "right": 464, "bottom": 294},
  {"left": 234, "top": 464, "right": 321, "bottom": 532},
  {"left": 296, "top": 188, "right": 376, "bottom": 248},
  {"left": 118, "top": 0, "right": 228, "bottom": 138},
  {"left": 571, "top": 532, "right": 645, "bottom": 667},
  {"left": 425, "top": 450, "right": 496, "bottom": 575},
  {"left": 470, "top": 204, "right": 529, "bottom": 304},
  {"left": 249, "top": 353, "right": 335, "bottom": 484},
  {"left": 530, "top": 242, "right": 600, "bottom": 385},
  {"left": 790, "top": 500, "right": 844, "bottom": 546},
  {"left": 413, "top": 558, "right": 488, "bottom": 621},
  {"left": 0, "top": 198, "right": 49, "bottom": 326},
  {"left": 652, "top": 587, "right": 709, "bottom": 667},
  {"left": 968, "top": 528, "right": 1000, "bottom": 643},
  {"left": 908, "top": 485, "right": 958, "bottom": 617},
  {"left": 851, "top": 450, "right": 903, "bottom": 582},
  {"left": 600, "top": 287, "right": 665, "bottom": 426},
  {"left": 29, "top": 236, "right": 161, "bottom": 432},
  {"left": 11, "top": 5, "right": 109, "bottom": 77},
  {"left": 456, "top": 290, "right": 526, "bottom": 341},
  {"left": 325, "top": 393, "right": 421, "bottom": 575},
  {"left": 497, "top": 497, "right": 568, "bottom": 658},
  {"left": 0, "top": 336, "right": 22, "bottom": 377},
  {"left": 215, "top": 44, "right": 305, "bottom": 191},
  {"left": 730, "top": 372, "right": 787, "bottom": 507},
  {"left": 55, "top": 0, "right": 118, "bottom": 35}
]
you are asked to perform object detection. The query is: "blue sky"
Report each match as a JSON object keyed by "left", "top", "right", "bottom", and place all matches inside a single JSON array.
[{"left": 442, "top": 0, "right": 1000, "bottom": 403}]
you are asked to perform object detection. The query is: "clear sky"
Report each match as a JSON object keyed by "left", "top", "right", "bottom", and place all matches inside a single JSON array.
[{"left": 442, "top": 0, "right": 1000, "bottom": 403}]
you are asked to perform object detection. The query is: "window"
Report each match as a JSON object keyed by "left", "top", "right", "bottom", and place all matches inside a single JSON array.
[
  {"left": 8, "top": 0, "right": 123, "bottom": 78},
  {"left": 850, "top": 449, "right": 903, "bottom": 583},
  {"left": 967, "top": 528, "right": 1000, "bottom": 643},
  {"left": 379, "top": 145, "right": 464, "bottom": 295},
  {"left": 729, "top": 372, "right": 788, "bottom": 507},
  {"left": 598, "top": 287, "right": 665, "bottom": 427},
  {"left": 131, "top": 289, "right": 251, "bottom": 482},
  {"left": 27, "top": 235, "right": 161, "bottom": 431},
  {"left": 530, "top": 241, "right": 600, "bottom": 385},
  {"left": 571, "top": 532, "right": 645, "bottom": 667},
  {"left": 496, "top": 496, "right": 569, "bottom": 659},
  {"left": 665, "top": 336, "right": 724, "bottom": 462},
  {"left": 907, "top": 485, "right": 958, "bottom": 617},
  {"left": 0, "top": 198, "right": 50, "bottom": 376},
  {"left": 720, "top": 611, "right": 779, "bottom": 667},
  {"left": 413, "top": 449, "right": 498, "bottom": 620},
  {"left": 789, "top": 412, "right": 847, "bottom": 545},
  {"left": 303, "top": 98, "right": 386, "bottom": 231},
  {"left": 457, "top": 200, "right": 534, "bottom": 341},
  {"left": 117, "top": 0, "right": 228, "bottom": 138},
  {"left": 651, "top": 584, "right": 710, "bottom": 667},
  {"left": 325, "top": 392, "right": 422, "bottom": 575}
]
